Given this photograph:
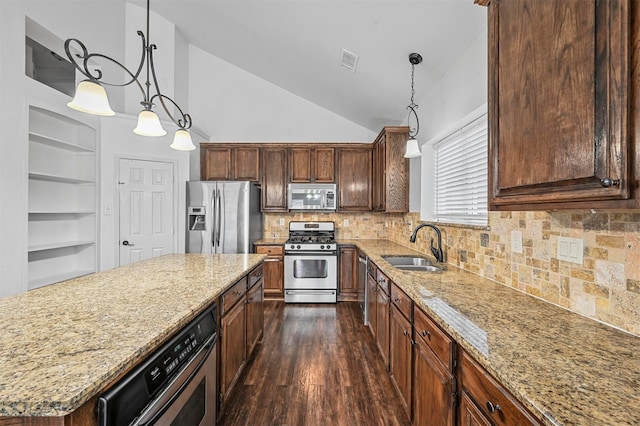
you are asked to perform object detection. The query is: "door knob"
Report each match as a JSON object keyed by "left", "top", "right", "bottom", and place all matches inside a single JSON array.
[{"left": 122, "top": 240, "right": 134, "bottom": 246}]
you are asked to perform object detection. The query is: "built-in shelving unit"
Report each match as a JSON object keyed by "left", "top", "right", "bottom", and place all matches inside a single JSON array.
[{"left": 27, "top": 106, "right": 98, "bottom": 289}]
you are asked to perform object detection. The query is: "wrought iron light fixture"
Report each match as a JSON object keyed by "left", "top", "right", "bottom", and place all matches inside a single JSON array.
[
  {"left": 404, "top": 52, "right": 422, "bottom": 158},
  {"left": 64, "top": 0, "right": 195, "bottom": 150}
]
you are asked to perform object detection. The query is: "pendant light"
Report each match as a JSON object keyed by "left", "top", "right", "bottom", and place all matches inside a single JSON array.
[
  {"left": 404, "top": 53, "right": 423, "bottom": 158},
  {"left": 64, "top": 0, "right": 194, "bottom": 150}
]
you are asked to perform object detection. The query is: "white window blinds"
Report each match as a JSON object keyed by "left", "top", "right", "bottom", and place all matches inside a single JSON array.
[{"left": 433, "top": 113, "right": 488, "bottom": 226}]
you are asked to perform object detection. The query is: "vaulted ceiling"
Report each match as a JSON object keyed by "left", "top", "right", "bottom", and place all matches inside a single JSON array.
[{"left": 130, "top": 0, "right": 487, "bottom": 132}]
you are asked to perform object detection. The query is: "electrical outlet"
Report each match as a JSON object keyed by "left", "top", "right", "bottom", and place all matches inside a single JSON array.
[
  {"left": 557, "top": 236, "right": 584, "bottom": 265},
  {"left": 343, "top": 219, "right": 349, "bottom": 227},
  {"left": 511, "top": 230, "right": 523, "bottom": 254},
  {"left": 279, "top": 218, "right": 285, "bottom": 226}
]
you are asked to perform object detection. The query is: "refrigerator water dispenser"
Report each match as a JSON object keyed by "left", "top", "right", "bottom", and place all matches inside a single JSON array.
[{"left": 188, "top": 207, "right": 206, "bottom": 231}]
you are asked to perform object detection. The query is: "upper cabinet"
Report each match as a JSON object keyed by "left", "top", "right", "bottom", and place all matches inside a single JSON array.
[
  {"left": 336, "top": 147, "right": 372, "bottom": 211},
  {"left": 486, "top": 0, "right": 638, "bottom": 210},
  {"left": 261, "top": 147, "right": 289, "bottom": 212},
  {"left": 200, "top": 144, "right": 260, "bottom": 182},
  {"left": 372, "top": 127, "right": 409, "bottom": 212},
  {"left": 289, "top": 147, "right": 335, "bottom": 183}
]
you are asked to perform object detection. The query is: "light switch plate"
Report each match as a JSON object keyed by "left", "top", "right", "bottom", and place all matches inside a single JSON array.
[
  {"left": 343, "top": 219, "right": 349, "bottom": 227},
  {"left": 279, "top": 218, "right": 285, "bottom": 226},
  {"left": 557, "top": 236, "right": 584, "bottom": 265},
  {"left": 511, "top": 230, "right": 523, "bottom": 254}
]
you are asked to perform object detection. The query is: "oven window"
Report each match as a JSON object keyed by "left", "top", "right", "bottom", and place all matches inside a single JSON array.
[
  {"left": 291, "top": 192, "right": 323, "bottom": 207},
  {"left": 293, "top": 259, "right": 328, "bottom": 278},
  {"left": 170, "top": 378, "right": 206, "bottom": 426}
]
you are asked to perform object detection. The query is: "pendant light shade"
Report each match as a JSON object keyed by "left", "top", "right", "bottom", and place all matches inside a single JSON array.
[
  {"left": 170, "top": 129, "right": 196, "bottom": 151},
  {"left": 67, "top": 80, "right": 115, "bottom": 116},
  {"left": 134, "top": 110, "right": 167, "bottom": 136},
  {"left": 404, "top": 137, "right": 422, "bottom": 158}
]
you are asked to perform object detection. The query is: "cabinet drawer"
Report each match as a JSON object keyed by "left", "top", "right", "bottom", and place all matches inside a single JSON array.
[
  {"left": 390, "top": 283, "right": 412, "bottom": 321},
  {"left": 248, "top": 264, "right": 264, "bottom": 289},
  {"left": 256, "top": 245, "right": 284, "bottom": 256},
  {"left": 460, "top": 351, "right": 541, "bottom": 426},
  {"left": 222, "top": 276, "right": 248, "bottom": 315},
  {"left": 376, "top": 269, "right": 389, "bottom": 295},
  {"left": 414, "top": 306, "right": 454, "bottom": 371}
]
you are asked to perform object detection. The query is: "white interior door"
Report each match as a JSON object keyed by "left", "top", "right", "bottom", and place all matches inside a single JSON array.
[{"left": 119, "top": 158, "right": 175, "bottom": 266}]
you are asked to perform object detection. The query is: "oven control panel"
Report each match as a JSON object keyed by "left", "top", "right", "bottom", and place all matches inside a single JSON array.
[{"left": 287, "top": 243, "right": 335, "bottom": 251}]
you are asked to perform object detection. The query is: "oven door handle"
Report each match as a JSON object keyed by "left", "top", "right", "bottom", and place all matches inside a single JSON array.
[
  {"left": 285, "top": 251, "right": 337, "bottom": 256},
  {"left": 133, "top": 334, "right": 216, "bottom": 426},
  {"left": 286, "top": 290, "right": 336, "bottom": 295}
]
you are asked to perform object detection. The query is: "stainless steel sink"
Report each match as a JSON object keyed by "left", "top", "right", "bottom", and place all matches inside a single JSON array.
[{"left": 381, "top": 255, "right": 444, "bottom": 272}]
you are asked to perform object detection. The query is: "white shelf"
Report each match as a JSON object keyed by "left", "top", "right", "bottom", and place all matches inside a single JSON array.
[
  {"left": 29, "top": 211, "right": 95, "bottom": 216},
  {"left": 29, "top": 132, "right": 94, "bottom": 152},
  {"left": 28, "top": 269, "right": 95, "bottom": 290},
  {"left": 28, "top": 240, "right": 95, "bottom": 253},
  {"left": 29, "top": 171, "right": 95, "bottom": 184}
]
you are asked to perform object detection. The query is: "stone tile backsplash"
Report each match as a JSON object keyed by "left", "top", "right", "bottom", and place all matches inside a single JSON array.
[{"left": 264, "top": 210, "right": 640, "bottom": 336}]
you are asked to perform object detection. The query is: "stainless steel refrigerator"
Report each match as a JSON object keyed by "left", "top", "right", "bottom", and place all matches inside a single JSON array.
[{"left": 186, "top": 181, "right": 263, "bottom": 254}]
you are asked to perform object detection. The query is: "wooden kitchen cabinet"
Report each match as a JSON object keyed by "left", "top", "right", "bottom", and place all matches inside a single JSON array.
[
  {"left": 220, "top": 279, "right": 247, "bottom": 400},
  {"left": 255, "top": 245, "right": 284, "bottom": 299},
  {"left": 460, "top": 350, "right": 542, "bottom": 426},
  {"left": 289, "top": 147, "right": 335, "bottom": 182},
  {"left": 200, "top": 144, "right": 260, "bottom": 181},
  {"left": 389, "top": 303, "right": 412, "bottom": 418},
  {"left": 246, "top": 264, "right": 264, "bottom": 356},
  {"left": 336, "top": 147, "right": 372, "bottom": 211},
  {"left": 372, "top": 126, "right": 409, "bottom": 212},
  {"left": 484, "top": 0, "right": 639, "bottom": 210},
  {"left": 261, "top": 148, "right": 288, "bottom": 211},
  {"left": 338, "top": 245, "right": 358, "bottom": 300},
  {"left": 460, "top": 392, "right": 492, "bottom": 426}
]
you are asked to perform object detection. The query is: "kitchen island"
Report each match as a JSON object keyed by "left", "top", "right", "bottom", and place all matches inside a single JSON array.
[
  {"left": 349, "top": 239, "right": 639, "bottom": 426},
  {"left": 0, "top": 253, "right": 264, "bottom": 419}
]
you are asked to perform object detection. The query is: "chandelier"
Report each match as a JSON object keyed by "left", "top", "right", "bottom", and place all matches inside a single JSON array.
[
  {"left": 64, "top": 0, "right": 195, "bottom": 151},
  {"left": 404, "top": 52, "right": 422, "bottom": 158}
]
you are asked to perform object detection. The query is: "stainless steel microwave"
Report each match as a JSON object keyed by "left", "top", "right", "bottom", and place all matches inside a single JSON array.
[{"left": 288, "top": 183, "right": 337, "bottom": 210}]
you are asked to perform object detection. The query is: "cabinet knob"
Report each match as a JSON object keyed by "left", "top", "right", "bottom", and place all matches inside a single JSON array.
[
  {"left": 394, "top": 297, "right": 400, "bottom": 302},
  {"left": 403, "top": 329, "right": 408, "bottom": 336},
  {"left": 422, "top": 330, "right": 430, "bottom": 338},
  {"left": 486, "top": 401, "right": 501, "bottom": 414},
  {"left": 600, "top": 177, "right": 620, "bottom": 187}
]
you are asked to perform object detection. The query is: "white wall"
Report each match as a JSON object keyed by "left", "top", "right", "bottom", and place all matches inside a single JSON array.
[{"left": 408, "top": 28, "right": 488, "bottom": 212}]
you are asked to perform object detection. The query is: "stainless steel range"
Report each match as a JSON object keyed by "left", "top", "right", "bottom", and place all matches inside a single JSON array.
[{"left": 284, "top": 221, "right": 337, "bottom": 303}]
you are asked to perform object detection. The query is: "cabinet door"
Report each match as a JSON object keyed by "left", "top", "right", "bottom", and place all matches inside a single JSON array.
[
  {"left": 314, "top": 148, "right": 335, "bottom": 182},
  {"left": 389, "top": 305, "right": 412, "bottom": 418},
  {"left": 488, "top": 0, "right": 630, "bottom": 208},
  {"left": 339, "top": 245, "right": 358, "bottom": 298},
  {"left": 383, "top": 129, "right": 409, "bottom": 212},
  {"left": 459, "top": 392, "right": 492, "bottom": 426},
  {"left": 262, "top": 256, "right": 284, "bottom": 298},
  {"left": 372, "top": 135, "right": 385, "bottom": 211},
  {"left": 290, "top": 148, "right": 312, "bottom": 182},
  {"left": 220, "top": 298, "right": 246, "bottom": 399},
  {"left": 261, "top": 148, "right": 288, "bottom": 211},
  {"left": 376, "top": 286, "right": 390, "bottom": 367},
  {"left": 337, "top": 148, "right": 372, "bottom": 211},
  {"left": 202, "top": 147, "right": 232, "bottom": 180},
  {"left": 367, "top": 273, "right": 378, "bottom": 338},
  {"left": 413, "top": 336, "right": 456, "bottom": 426},
  {"left": 246, "top": 280, "right": 264, "bottom": 356},
  {"left": 234, "top": 147, "right": 260, "bottom": 181}
]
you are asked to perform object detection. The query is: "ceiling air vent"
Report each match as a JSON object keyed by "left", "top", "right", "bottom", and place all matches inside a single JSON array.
[{"left": 340, "top": 49, "right": 359, "bottom": 72}]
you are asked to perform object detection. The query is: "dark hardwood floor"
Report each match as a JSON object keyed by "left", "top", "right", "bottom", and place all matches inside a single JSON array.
[{"left": 217, "top": 301, "right": 411, "bottom": 426}]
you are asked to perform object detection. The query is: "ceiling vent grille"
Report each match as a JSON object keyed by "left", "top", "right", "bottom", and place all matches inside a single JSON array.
[{"left": 341, "top": 49, "right": 359, "bottom": 72}]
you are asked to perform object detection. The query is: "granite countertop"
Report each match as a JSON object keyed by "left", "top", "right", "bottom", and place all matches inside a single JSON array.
[
  {"left": 347, "top": 239, "right": 640, "bottom": 426},
  {"left": 253, "top": 238, "right": 287, "bottom": 245},
  {"left": 0, "top": 253, "right": 265, "bottom": 417}
]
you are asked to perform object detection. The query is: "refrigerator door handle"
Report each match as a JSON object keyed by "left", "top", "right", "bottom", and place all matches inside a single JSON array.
[
  {"left": 211, "top": 188, "right": 217, "bottom": 251},
  {"left": 218, "top": 187, "right": 225, "bottom": 251},
  {"left": 216, "top": 188, "right": 222, "bottom": 251}
]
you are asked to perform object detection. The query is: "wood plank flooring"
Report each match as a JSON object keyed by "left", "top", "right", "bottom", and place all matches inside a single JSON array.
[{"left": 217, "top": 301, "right": 411, "bottom": 426}]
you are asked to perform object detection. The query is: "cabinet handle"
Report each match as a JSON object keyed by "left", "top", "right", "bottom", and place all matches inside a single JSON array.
[
  {"left": 486, "top": 401, "right": 501, "bottom": 414},
  {"left": 600, "top": 177, "right": 620, "bottom": 187},
  {"left": 422, "top": 330, "right": 430, "bottom": 338},
  {"left": 393, "top": 297, "right": 400, "bottom": 302},
  {"left": 403, "top": 329, "right": 408, "bottom": 336}
]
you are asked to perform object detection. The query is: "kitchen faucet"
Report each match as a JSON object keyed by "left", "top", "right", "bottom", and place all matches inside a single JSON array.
[{"left": 409, "top": 223, "right": 444, "bottom": 263}]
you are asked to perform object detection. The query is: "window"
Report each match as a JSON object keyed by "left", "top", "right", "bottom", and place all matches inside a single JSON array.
[{"left": 421, "top": 105, "right": 488, "bottom": 227}]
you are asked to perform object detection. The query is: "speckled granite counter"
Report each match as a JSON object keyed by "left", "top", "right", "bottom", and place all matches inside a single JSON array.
[
  {"left": 348, "top": 239, "right": 639, "bottom": 426},
  {"left": 0, "top": 253, "right": 264, "bottom": 418},
  {"left": 253, "top": 238, "right": 287, "bottom": 245}
]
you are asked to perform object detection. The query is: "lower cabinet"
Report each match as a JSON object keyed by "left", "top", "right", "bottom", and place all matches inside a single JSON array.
[
  {"left": 459, "top": 392, "right": 492, "bottom": 426},
  {"left": 389, "top": 304, "right": 412, "bottom": 417},
  {"left": 219, "top": 264, "right": 265, "bottom": 405},
  {"left": 338, "top": 245, "right": 358, "bottom": 300},
  {"left": 255, "top": 245, "right": 284, "bottom": 299},
  {"left": 375, "top": 277, "right": 390, "bottom": 367}
]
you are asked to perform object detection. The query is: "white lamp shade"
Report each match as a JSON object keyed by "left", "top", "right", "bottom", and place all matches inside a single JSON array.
[
  {"left": 404, "top": 138, "right": 422, "bottom": 158},
  {"left": 170, "top": 129, "right": 196, "bottom": 151},
  {"left": 134, "top": 110, "right": 167, "bottom": 136},
  {"left": 67, "top": 80, "right": 115, "bottom": 116}
]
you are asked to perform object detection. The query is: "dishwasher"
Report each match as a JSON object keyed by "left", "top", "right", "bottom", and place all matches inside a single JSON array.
[
  {"left": 358, "top": 253, "right": 368, "bottom": 325},
  {"left": 98, "top": 303, "right": 217, "bottom": 426}
]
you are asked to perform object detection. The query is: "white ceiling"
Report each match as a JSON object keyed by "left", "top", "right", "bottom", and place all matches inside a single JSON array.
[{"left": 130, "top": 0, "right": 487, "bottom": 132}]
